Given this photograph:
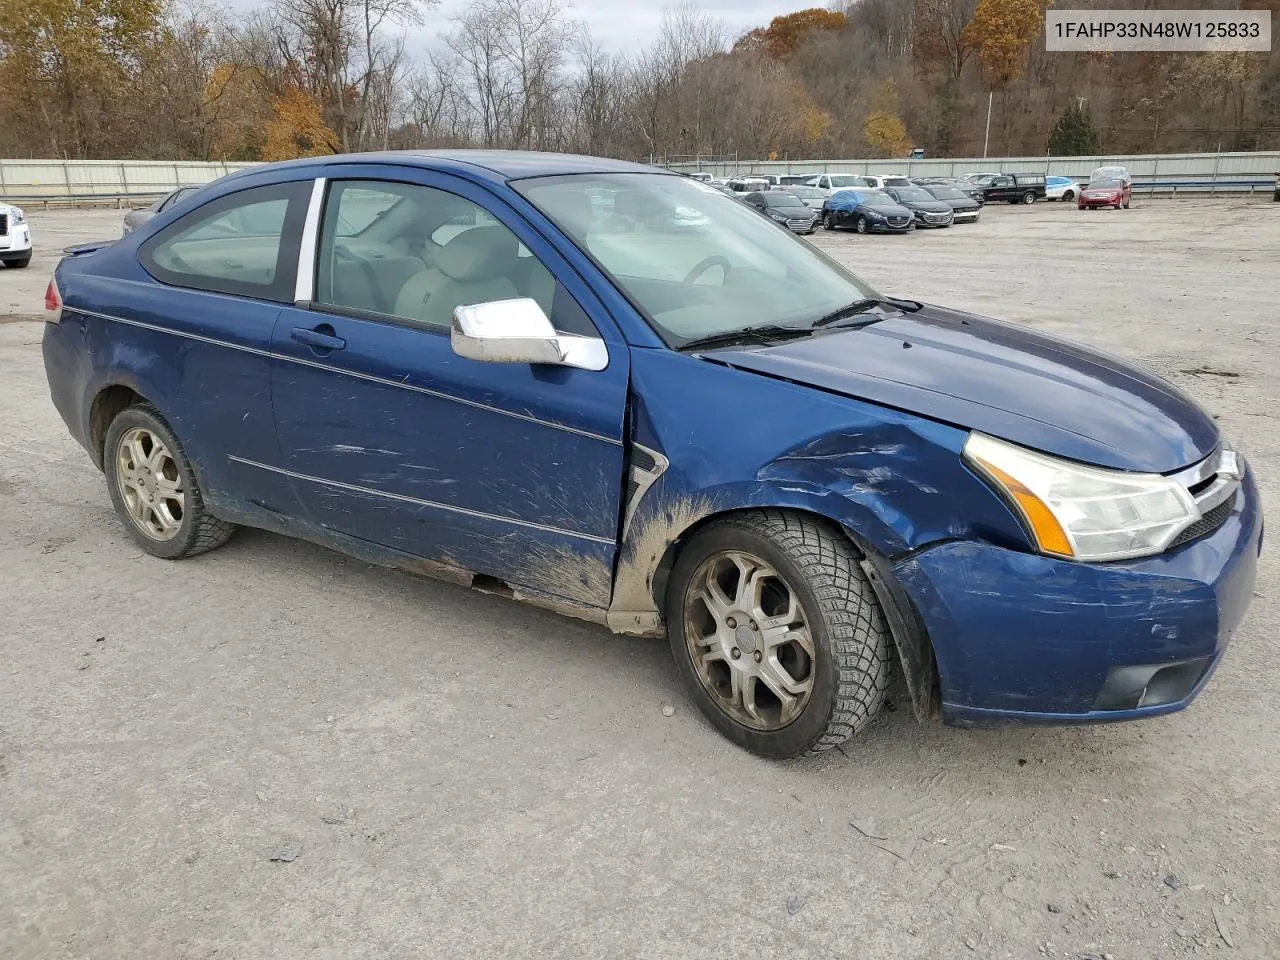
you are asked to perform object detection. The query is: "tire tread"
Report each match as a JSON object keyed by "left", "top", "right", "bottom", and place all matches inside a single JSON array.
[{"left": 685, "top": 510, "right": 891, "bottom": 756}]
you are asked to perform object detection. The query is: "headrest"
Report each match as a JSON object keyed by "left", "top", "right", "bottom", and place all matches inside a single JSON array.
[{"left": 435, "top": 226, "right": 519, "bottom": 282}]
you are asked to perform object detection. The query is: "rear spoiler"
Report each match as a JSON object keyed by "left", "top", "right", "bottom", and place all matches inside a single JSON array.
[{"left": 61, "top": 240, "right": 116, "bottom": 257}]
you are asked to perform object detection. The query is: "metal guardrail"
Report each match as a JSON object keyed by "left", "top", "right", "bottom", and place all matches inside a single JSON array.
[{"left": 0, "top": 159, "right": 256, "bottom": 203}]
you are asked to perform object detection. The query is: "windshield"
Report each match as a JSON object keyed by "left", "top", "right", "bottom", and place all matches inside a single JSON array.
[
  {"left": 766, "top": 194, "right": 807, "bottom": 209},
  {"left": 1089, "top": 179, "right": 1122, "bottom": 189},
  {"left": 928, "top": 186, "right": 966, "bottom": 200},
  {"left": 518, "top": 173, "right": 879, "bottom": 346},
  {"left": 785, "top": 186, "right": 824, "bottom": 199},
  {"left": 828, "top": 175, "right": 866, "bottom": 187},
  {"left": 892, "top": 187, "right": 935, "bottom": 203}
]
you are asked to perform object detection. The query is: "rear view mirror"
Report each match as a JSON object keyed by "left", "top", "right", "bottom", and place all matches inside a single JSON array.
[{"left": 451, "top": 298, "right": 608, "bottom": 372}]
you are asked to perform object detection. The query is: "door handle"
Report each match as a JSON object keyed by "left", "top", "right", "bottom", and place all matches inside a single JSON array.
[{"left": 291, "top": 325, "right": 346, "bottom": 352}]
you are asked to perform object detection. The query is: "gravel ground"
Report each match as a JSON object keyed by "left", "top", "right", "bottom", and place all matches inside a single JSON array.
[{"left": 1, "top": 198, "right": 1276, "bottom": 960}]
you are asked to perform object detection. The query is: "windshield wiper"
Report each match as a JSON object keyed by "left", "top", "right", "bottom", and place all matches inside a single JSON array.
[
  {"left": 678, "top": 324, "right": 815, "bottom": 352},
  {"left": 811, "top": 298, "right": 895, "bottom": 328}
]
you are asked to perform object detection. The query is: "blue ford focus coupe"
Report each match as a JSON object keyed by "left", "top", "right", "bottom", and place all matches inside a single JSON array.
[{"left": 42, "top": 152, "right": 1262, "bottom": 758}]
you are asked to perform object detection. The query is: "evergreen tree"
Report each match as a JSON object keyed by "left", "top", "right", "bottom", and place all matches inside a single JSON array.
[{"left": 1048, "top": 102, "right": 1101, "bottom": 156}]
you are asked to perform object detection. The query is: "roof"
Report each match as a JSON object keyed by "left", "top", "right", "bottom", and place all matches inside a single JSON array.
[
  {"left": 409, "top": 150, "right": 660, "bottom": 179},
  {"left": 220, "top": 150, "right": 662, "bottom": 187}
]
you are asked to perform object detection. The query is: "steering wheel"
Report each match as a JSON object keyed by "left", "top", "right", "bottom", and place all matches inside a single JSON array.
[{"left": 683, "top": 255, "right": 732, "bottom": 286}]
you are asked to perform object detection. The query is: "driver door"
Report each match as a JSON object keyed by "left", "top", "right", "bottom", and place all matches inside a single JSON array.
[{"left": 268, "top": 168, "right": 631, "bottom": 608}]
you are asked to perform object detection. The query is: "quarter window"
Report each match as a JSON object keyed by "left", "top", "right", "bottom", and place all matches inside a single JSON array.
[
  {"left": 313, "top": 179, "right": 599, "bottom": 337},
  {"left": 140, "top": 181, "right": 309, "bottom": 302}
]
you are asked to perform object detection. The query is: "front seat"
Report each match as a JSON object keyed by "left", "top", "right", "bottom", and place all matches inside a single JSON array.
[{"left": 393, "top": 226, "right": 521, "bottom": 328}]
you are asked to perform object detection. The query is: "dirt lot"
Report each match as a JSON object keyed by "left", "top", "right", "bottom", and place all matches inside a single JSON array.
[{"left": 1, "top": 199, "right": 1276, "bottom": 960}]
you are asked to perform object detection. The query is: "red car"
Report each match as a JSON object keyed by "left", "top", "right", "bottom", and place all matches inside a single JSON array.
[{"left": 1078, "top": 178, "right": 1131, "bottom": 210}]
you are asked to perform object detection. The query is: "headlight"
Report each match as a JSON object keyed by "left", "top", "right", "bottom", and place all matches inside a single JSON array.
[
  {"left": 770, "top": 213, "right": 788, "bottom": 221},
  {"left": 963, "top": 433, "right": 1199, "bottom": 562},
  {"left": 10, "top": 208, "right": 24, "bottom": 224}
]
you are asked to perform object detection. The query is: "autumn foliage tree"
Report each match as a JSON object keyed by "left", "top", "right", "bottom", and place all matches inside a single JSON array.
[
  {"left": 734, "top": 8, "right": 846, "bottom": 59},
  {"left": 261, "top": 87, "right": 342, "bottom": 160},
  {"left": 962, "top": 0, "right": 1051, "bottom": 89},
  {"left": 0, "top": 0, "right": 165, "bottom": 156}
]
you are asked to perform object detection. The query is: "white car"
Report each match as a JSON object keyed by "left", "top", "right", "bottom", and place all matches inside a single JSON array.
[
  {"left": 1044, "top": 176, "right": 1081, "bottom": 201},
  {"left": 804, "top": 173, "right": 873, "bottom": 194},
  {"left": 863, "top": 174, "right": 912, "bottom": 190},
  {"left": 1091, "top": 165, "right": 1132, "bottom": 184},
  {"left": 0, "top": 202, "right": 32, "bottom": 269}
]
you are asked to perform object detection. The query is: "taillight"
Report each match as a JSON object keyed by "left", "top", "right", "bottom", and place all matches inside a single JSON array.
[{"left": 44, "top": 278, "right": 63, "bottom": 323}]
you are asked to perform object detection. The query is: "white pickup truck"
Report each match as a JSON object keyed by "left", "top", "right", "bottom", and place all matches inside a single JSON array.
[{"left": 0, "top": 201, "right": 32, "bottom": 268}]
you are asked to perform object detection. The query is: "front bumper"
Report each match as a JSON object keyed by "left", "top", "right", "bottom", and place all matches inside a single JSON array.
[
  {"left": 892, "top": 469, "right": 1263, "bottom": 725},
  {"left": 1079, "top": 196, "right": 1122, "bottom": 208},
  {"left": 914, "top": 212, "right": 953, "bottom": 227},
  {"left": 0, "top": 222, "right": 32, "bottom": 257}
]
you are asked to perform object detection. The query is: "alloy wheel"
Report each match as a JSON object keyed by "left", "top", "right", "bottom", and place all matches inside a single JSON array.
[
  {"left": 115, "top": 427, "right": 185, "bottom": 541},
  {"left": 683, "top": 550, "right": 816, "bottom": 730}
]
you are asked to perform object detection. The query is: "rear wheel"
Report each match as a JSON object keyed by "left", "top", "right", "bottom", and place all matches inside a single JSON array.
[
  {"left": 854, "top": 215, "right": 869, "bottom": 234},
  {"left": 667, "top": 511, "right": 891, "bottom": 759},
  {"left": 1063, "top": 189, "right": 1076, "bottom": 202},
  {"left": 3, "top": 255, "right": 31, "bottom": 269},
  {"left": 1022, "top": 191, "right": 1036, "bottom": 204},
  {"left": 103, "top": 404, "right": 236, "bottom": 559}
]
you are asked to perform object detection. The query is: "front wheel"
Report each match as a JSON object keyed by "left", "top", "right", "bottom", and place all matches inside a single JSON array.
[
  {"left": 822, "top": 211, "right": 835, "bottom": 230},
  {"left": 103, "top": 404, "right": 236, "bottom": 559},
  {"left": 854, "top": 215, "right": 868, "bottom": 234},
  {"left": 667, "top": 511, "right": 891, "bottom": 758}
]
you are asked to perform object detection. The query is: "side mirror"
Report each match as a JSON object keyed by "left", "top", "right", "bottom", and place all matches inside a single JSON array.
[{"left": 451, "top": 298, "right": 608, "bottom": 372}]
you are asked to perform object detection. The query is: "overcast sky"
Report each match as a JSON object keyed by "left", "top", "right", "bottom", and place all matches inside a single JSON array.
[{"left": 223, "top": 1, "right": 820, "bottom": 55}]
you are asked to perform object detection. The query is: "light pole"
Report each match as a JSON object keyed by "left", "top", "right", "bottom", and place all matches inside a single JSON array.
[{"left": 983, "top": 91, "right": 993, "bottom": 159}]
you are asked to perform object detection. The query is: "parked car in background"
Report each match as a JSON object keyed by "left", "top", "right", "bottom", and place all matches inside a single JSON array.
[
  {"left": 0, "top": 200, "right": 32, "bottom": 268},
  {"left": 1044, "top": 176, "right": 1080, "bottom": 202},
  {"left": 914, "top": 177, "right": 985, "bottom": 205},
  {"left": 963, "top": 172, "right": 1000, "bottom": 185},
  {"left": 122, "top": 186, "right": 203, "bottom": 237},
  {"left": 774, "top": 185, "right": 828, "bottom": 211},
  {"left": 1091, "top": 165, "right": 1132, "bottom": 184},
  {"left": 806, "top": 173, "right": 872, "bottom": 193},
  {"left": 726, "top": 177, "right": 771, "bottom": 193},
  {"left": 683, "top": 171, "right": 714, "bottom": 182},
  {"left": 917, "top": 184, "right": 981, "bottom": 222},
  {"left": 864, "top": 175, "right": 911, "bottom": 190},
  {"left": 1078, "top": 177, "right": 1132, "bottom": 210},
  {"left": 883, "top": 185, "right": 955, "bottom": 227},
  {"left": 778, "top": 174, "right": 815, "bottom": 186},
  {"left": 981, "top": 173, "right": 1047, "bottom": 204},
  {"left": 821, "top": 187, "right": 913, "bottom": 233},
  {"left": 741, "top": 191, "right": 817, "bottom": 234},
  {"left": 42, "top": 150, "right": 1260, "bottom": 760}
]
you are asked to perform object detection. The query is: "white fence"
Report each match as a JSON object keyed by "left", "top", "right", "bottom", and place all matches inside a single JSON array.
[
  {"left": 2, "top": 152, "right": 1278, "bottom": 200},
  {"left": 664, "top": 150, "right": 1280, "bottom": 194},
  {"left": 0, "top": 160, "right": 258, "bottom": 202}
]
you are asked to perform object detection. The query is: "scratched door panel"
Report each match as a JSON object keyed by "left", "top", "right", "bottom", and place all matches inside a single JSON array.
[{"left": 269, "top": 307, "right": 627, "bottom": 606}]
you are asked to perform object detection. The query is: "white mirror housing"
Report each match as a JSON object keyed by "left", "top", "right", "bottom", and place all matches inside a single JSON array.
[{"left": 451, "top": 298, "right": 608, "bottom": 371}]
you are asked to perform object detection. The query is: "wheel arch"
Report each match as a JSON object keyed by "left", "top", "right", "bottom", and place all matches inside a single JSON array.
[
  {"left": 89, "top": 383, "right": 147, "bottom": 468},
  {"left": 608, "top": 493, "right": 941, "bottom": 721}
]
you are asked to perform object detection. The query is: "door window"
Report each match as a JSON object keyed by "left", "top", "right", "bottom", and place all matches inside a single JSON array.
[
  {"left": 140, "top": 181, "right": 310, "bottom": 301},
  {"left": 313, "top": 179, "right": 599, "bottom": 337}
]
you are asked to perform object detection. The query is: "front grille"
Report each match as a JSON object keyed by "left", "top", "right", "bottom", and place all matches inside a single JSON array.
[
  {"left": 786, "top": 218, "right": 812, "bottom": 229},
  {"left": 887, "top": 216, "right": 910, "bottom": 227},
  {"left": 0, "top": 214, "right": 7, "bottom": 237},
  {"left": 924, "top": 213, "right": 951, "bottom": 223},
  {"left": 1170, "top": 498, "right": 1232, "bottom": 549}
]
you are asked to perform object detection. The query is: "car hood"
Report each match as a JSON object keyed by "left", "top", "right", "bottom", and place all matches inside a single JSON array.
[
  {"left": 707, "top": 305, "right": 1217, "bottom": 473},
  {"left": 862, "top": 202, "right": 912, "bottom": 217},
  {"left": 897, "top": 199, "right": 954, "bottom": 214}
]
